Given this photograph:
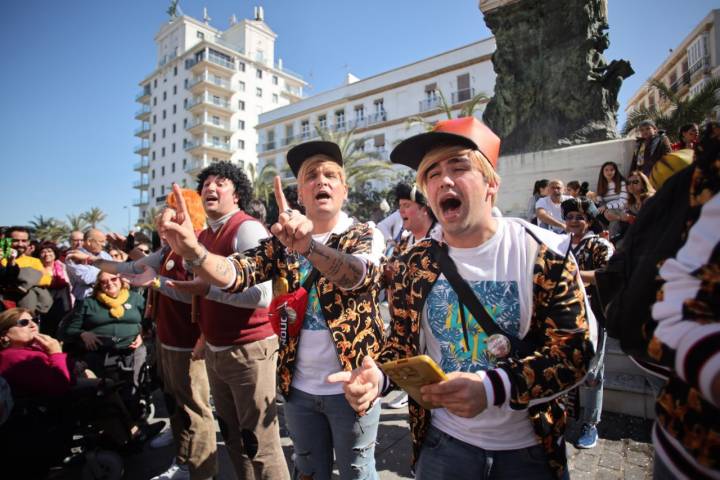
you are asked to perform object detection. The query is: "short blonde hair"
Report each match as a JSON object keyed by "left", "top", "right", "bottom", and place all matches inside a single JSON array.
[
  {"left": 416, "top": 146, "right": 501, "bottom": 204},
  {"left": 297, "top": 155, "right": 347, "bottom": 185}
]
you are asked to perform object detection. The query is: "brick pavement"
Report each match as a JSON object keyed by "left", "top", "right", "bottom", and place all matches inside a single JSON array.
[{"left": 48, "top": 393, "right": 655, "bottom": 479}]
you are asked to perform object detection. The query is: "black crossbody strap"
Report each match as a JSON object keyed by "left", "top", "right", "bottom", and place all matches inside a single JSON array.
[{"left": 302, "top": 268, "right": 321, "bottom": 291}]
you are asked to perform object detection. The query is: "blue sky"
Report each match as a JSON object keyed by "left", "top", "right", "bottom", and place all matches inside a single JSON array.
[{"left": 1, "top": 0, "right": 714, "bottom": 233}]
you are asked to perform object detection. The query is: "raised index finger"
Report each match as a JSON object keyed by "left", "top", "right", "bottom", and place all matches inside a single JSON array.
[
  {"left": 171, "top": 183, "right": 189, "bottom": 224},
  {"left": 273, "top": 176, "right": 290, "bottom": 213}
]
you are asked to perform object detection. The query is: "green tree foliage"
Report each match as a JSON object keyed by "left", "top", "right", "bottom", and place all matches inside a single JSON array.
[
  {"left": 81, "top": 207, "right": 107, "bottom": 229},
  {"left": 623, "top": 78, "right": 720, "bottom": 140},
  {"left": 406, "top": 89, "right": 490, "bottom": 132},
  {"left": 29, "top": 215, "right": 68, "bottom": 243}
]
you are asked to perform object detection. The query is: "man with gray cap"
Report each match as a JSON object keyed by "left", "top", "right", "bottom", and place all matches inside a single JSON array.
[{"left": 629, "top": 119, "right": 672, "bottom": 176}]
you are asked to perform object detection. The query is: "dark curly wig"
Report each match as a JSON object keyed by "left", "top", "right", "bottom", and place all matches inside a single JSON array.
[{"left": 195, "top": 161, "right": 253, "bottom": 211}]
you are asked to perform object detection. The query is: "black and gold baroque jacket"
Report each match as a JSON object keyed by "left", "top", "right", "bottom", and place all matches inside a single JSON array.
[
  {"left": 226, "top": 222, "right": 385, "bottom": 396},
  {"left": 379, "top": 233, "right": 593, "bottom": 479}
]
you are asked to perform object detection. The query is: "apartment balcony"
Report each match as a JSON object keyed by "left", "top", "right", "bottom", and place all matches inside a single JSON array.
[
  {"left": 184, "top": 157, "right": 220, "bottom": 176},
  {"left": 134, "top": 105, "right": 151, "bottom": 121},
  {"left": 261, "top": 141, "right": 277, "bottom": 152},
  {"left": 669, "top": 72, "right": 691, "bottom": 93},
  {"left": 281, "top": 135, "right": 297, "bottom": 147},
  {"left": 134, "top": 123, "right": 151, "bottom": 138},
  {"left": 188, "top": 72, "right": 233, "bottom": 96},
  {"left": 190, "top": 51, "right": 235, "bottom": 76},
  {"left": 186, "top": 94, "right": 235, "bottom": 117},
  {"left": 133, "top": 158, "right": 150, "bottom": 173},
  {"left": 367, "top": 111, "right": 387, "bottom": 125},
  {"left": 187, "top": 116, "right": 233, "bottom": 136},
  {"left": 452, "top": 88, "right": 475, "bottom": 104},
  {"left": 688, "top": 56, "right": 710, "bottom": 77},
  {"left": 281, "top": 84, "right": 303, "bottom": 100},
  {"left": 134, "top": 141, "right": 150, "bottom": 156},
  {"left": 133, "top": 197, "right": 149, "bottom": 207},
  {"left": 135, "top": 88, "right": 151, "bottom": 104},
  {"left": 133, "top": 178, "right": 150, "bottom": 191},
  {"left": 419, "top": 97, "right": 441, "bottom": 112},
  {"left": 185, "top": 139, "right": 233, "bottom": 160}
]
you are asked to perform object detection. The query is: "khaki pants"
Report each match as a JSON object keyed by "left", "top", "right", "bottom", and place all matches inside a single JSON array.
[
  {"left": 205, "top": 336, "right": 289, "bottom": 480},
  {"left": 157, "top": 346, "right": 218, "bottom": 480}
]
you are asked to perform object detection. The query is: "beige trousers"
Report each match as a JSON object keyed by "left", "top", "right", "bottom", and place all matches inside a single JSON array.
[
  {"left": 156, "top": 346, "right": 218, "bottom": 480},
  {"left": 205, "top": 336, "right": 289, "bottom": 480}
]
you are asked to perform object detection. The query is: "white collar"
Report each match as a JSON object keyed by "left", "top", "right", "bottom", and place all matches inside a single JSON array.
[{"left": 207, "top": 209, "right": 240, "bottom": 232}]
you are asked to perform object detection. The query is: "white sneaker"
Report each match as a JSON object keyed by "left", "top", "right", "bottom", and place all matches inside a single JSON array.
[
  {"left": 150, "top": 460, "right": 190, "bottom": 480},
  {"left": 150, "top": 428, "right": 175, "bottom": 449},
  {"left": 387, "top": 392, "right": 408, "bottom": 409}
]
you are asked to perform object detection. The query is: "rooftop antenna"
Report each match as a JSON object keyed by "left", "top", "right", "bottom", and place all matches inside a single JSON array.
[
  {"left": 203, "top": 6, "right": 211, "bottom": 24},
  {"left": 255, "top": 5, "right": 265, "bottom": 21},
  {"left": 230, "top": 14, "right": 238, "bottom": 25}
]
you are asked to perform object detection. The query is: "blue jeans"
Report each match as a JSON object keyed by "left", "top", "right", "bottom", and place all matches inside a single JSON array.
[
  {"left": 415, "top": 426, "right": 565, "bottom": 480},
  {"left": 580, "top": 329, "right": 607, "bottom": 425},
  {"left": 284, "top": 387, "right": 380, "bottom": 480}
]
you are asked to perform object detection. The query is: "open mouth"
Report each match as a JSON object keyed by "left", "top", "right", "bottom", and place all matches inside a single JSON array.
[
  {"left": 204, "top": 194, "right": 219, "bottom": 203},
  {"left": 439, "top": 197, "right": 462, "bottom": 217},
  {"left": 315, "top": 191, "right": 331, "bottom": 201}
]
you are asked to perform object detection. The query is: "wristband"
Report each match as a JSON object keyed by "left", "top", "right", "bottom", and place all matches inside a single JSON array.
[
  {"left": 186, "top": 245, "right": 208, "bottom": 268},
  {"left": 299, "top": 239, "right": 316, "bottom": 258}
]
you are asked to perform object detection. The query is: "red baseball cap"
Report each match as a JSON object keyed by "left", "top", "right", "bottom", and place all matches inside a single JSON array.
[{"left": 391, "top": 117, "right": 501, "bottom": 170}]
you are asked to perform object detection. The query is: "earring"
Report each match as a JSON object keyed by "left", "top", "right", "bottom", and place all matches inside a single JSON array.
[{"left": 0, "top": 337, "right": 10, "bottom": 349}]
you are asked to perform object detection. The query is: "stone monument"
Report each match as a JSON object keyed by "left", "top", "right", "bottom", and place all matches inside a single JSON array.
[{"left": 480, "top": 0, "right": 633, "bottom": 154}]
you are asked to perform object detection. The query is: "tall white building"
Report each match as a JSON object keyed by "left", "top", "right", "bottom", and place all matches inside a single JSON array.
[
  {"left": 133, "top": 7, "right": 306, "bottom": 220},
  {"left": 256, "top": 38, "right": 496, "bottom": 179},
  {"left": 625, "top": 9, "right": 720, "bottom": 129}
]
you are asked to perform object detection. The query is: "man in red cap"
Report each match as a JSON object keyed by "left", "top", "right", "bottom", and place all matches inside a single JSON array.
[{"left": 328, "top": 117, "right": 595, "bottom": 480}]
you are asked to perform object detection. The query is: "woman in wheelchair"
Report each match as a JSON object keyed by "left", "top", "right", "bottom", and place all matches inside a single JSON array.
[
  {"left": 0, "top": 307, "right": 163, "bottom": 477},
  {"left": 64, "top": 271, "right": 146, "bottom": 384}
]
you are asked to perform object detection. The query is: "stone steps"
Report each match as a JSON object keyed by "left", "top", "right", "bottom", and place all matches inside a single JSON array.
[{"left": 602, "top": 338, "right": 662, "bottom": 420}]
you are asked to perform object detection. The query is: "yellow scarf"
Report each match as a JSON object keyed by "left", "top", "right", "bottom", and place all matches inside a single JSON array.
[{"left": 96, "top": 288, "right": 130, "bottom": 319}]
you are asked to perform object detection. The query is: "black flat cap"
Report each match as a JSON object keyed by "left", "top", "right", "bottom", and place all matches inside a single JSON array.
[{"left": 287, "top": 141, "right": 343, "bottom": 177}]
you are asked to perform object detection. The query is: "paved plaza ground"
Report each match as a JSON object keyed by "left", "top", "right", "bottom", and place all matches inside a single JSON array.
[{"left": 50, "top": 391, "right": 655, "bottom": 479}]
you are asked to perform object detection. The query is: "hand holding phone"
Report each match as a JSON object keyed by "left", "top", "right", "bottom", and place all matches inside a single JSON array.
[{"left": 379, "top": 355, "right": 447, "bottom": 410}]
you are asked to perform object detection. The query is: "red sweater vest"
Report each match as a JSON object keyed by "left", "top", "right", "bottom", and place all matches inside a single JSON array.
[
  {"left": 197, "top": 211, "right": 272, "bottom": 346},
  {"left": 155, "top": 250, "right": 200, "bottom": 348}
]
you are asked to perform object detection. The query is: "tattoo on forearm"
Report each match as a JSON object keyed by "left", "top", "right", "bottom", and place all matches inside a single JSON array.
[{"left": 308, "top": 243, "right": 364, "bottom": 289}]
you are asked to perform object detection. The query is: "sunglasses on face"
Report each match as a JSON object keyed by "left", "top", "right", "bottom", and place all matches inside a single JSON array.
[
  {"left": 137, "top": 248, "right": 150, "bottom": 254},
  {"left": 16, "top": 318, "right": 34, "bottom": 327},
  {"left": 565, "top": 214, "right": 588, "bottom": 221}
]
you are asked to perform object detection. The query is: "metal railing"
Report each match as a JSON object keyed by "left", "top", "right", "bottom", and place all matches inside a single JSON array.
[
  {"left": 451, "top": 88, "right": 475, "bottom": 104},
  {"left": 133, "top": 197, "right": 148, "bottom": 207},
  {"left": 132, "top": 179, "right": 149, "bottom": 189},
  {"left": 186, "top": 94, "right": 233, "bottom": 111},
  {"left": 688, "top": 56, "right": 709, "bottom": 76},
  {"left": 135, "top": 90, "right": 151, "bottom": 102},
  {"left": 134, "top": 124, "right": 150, "bottom": 136},
  {"left": 133, "top": 158, "right": 149, "bottom": 171},
  {"left": 185, "top": 140, "right": 232, "bottom": 152},
  {"left": 419, "top": 97, "right": 441, "bottom": 112},
  {"left": 188, "top": 73, "right": 231, "bottom": 90},
  {"left": 135, "top": 105, "right": 151, "bottom": 117},
  {"left": 186, "top": 117, "right": 232, "bottom": 131},
  {"left": 134, "top": 141, "right": 150, "bottom": 154}
]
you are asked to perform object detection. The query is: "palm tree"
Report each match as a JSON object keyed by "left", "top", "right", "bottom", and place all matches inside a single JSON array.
[
  {"left": 29, "top": 215, "right": 68, "bottom": 243},
  {"left": 622, "top": 78, "right": 720, "bottom": 140},
  {"left": 312, "top": 125, "right": 397, "bottom": 191},
  {"left": 66, "top": 213, "right": 89, "bottom": 233},
  {"left": 82, "top": 207, "right": 107, "bottom": 229},
  {"left": 135, "top": 207, "right": 160, "bottom": 235},
  {"left": 248, "top": 161, "right": 279, "bottom": 204},
  {"left": 406, "top": 89, "right": 490, "bottom": 131}
]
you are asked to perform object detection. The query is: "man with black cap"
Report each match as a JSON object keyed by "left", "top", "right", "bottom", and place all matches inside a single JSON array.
[
  {"left": 561, "top": 197, "right": 614, "bottom": 450},
  {"left": 328, "top": 117, "right": 595, "bottom": 479},
  {"left": 159, "top": 141, "right": 386, "bottom": 480}
]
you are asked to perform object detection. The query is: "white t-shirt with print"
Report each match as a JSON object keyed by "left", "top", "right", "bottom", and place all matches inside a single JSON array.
[
  {"left": 535, "top": 195, "right": 571, "bottom": 233},
  {"left": 422, "top": 218, "right": 538, "bottom": 450},
  {"left": 292, "top": 212, "right": 385, "bottom": 395}
]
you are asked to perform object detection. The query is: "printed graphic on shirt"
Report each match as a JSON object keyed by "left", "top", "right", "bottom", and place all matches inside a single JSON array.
[
  {"left": 299, "top": 256, "right": 325, "bottom": 331},
  {"left": 426, "top": 279, "right": 520, "bottom": 373}
]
